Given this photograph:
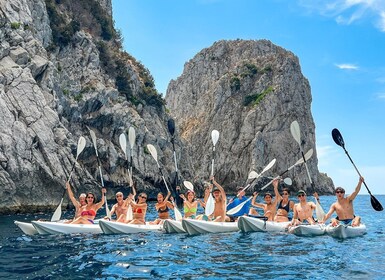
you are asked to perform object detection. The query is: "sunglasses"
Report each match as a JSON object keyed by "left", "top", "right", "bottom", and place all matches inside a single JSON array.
[
  {"left": 335, "top": 191, "right": 345, "bottom": 194},
  {"left": 297, "top": 194, "right": 305, "bottom": 197},
  {"left": 116, "top": 195, "right": 122, "bottom": 198},
  {"left": 87, "top": 196, "right": 94, "bottom": 199},
  {"left": 282, "top": 193, "right": 289, "bottom": 195},
  {"left": 140, "top": 196, "right": 147, "bottom": 200}
]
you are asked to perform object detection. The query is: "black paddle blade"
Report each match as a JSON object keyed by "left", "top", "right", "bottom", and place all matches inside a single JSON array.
[
  {"left": 167, "top": 119, "right": 175, "bottom": 136},
  {"left": 332, "top": 128, "right": 345, "bottom": 148},
  {"left": 371, "top": 195, "right": 384, "bottom": 211}
]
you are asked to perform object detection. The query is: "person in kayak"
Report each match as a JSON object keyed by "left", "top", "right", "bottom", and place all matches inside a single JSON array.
[
  {"left": 107, "top": 192, "right": 129, "bottom": 222},
  {"left": 71, "top": 188, "right": 107, "bottom": 224},
  {"left": 321, "top": 176, "right": 364, "bottom": 227},
  {"left": 248, "top": 179, "right": 280, "bottom": 221},
  {"left": 179, "top": 189, "right": 203, "bottom": 219},
  {"left": 149, "top": 191, "right": 174, "bottom": 225},
  {"left": 126, "top": 192, "right": 148, "bottom": 224},
  {"left": 65, "top": 181, "right": 87, "bottom": 222},
  {"left": 226, "top": 186, "right": 251, "bottom": 221},
  {"left": 290, "top": 190, "right": 317, "bottom": 226},
  {"left": 274, "top": 180, "right": 295, "bottom": 222}
]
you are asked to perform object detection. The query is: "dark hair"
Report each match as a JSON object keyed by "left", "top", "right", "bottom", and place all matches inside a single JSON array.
[
  {"left": 282, "top": 188, "right": 290, "bottom": 194},
  {"left": 335, "top": 187, "right": 345, "bottom": 193},
  {"left": 87, "top": 192, "right": 96, "bottom": 202},
  {"left": 186, "top": 190, "right": 195, "bottom": 202}
]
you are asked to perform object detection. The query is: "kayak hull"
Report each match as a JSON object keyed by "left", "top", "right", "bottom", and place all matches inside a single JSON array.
[
  {"left": 163, "top": 220, "right": 185, "bottom": 234},
  {"left": 14, "top": 221, "right": 39, "bottom": 235},
  {"left": 181, "top": 219, "right": 238, "bottom": 235},
  {"left": 98, "top": 219, "right": 163, "bottom": 234},
  {"left": 237, "top": 216, "right": 290, "bottom": 232},
  {"left": 325, "top": 223, "right": 367, "bottom": 239},
  {"left": 288, "top": 224, "right": 326, "bottom": 237},
  {"left": 31, "top": 221, "right": 102, "bottom": 235}
]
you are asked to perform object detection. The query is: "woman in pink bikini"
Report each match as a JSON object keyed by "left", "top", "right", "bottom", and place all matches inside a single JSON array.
[
  {"left": 126, "top": 192, "right": 148, "bottom": 224},
  {"left": 71, "top": 188, "right": 106, "bottom": 224}
]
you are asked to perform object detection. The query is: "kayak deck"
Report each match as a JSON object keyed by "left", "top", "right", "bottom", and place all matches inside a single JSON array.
[
  {"left": 98, "top": 219, "right": 163, "bottom": 234},
  {"left": 163, "top": 220, "right": 185, "bottom": 234},
  {"left": 14, "top": 221, "right": 39, "bottom": 235},
  {"left": 325, "top": 223, "right": 367, "bottom": 239},
  {"left": 237, "top": 216, "right": 290, "bottom": 232},
  {"left": 31, "top": 220, "right": 102, "bottom": 235},
  {"left": 181, "top": 219, "right": 238, "bottom": 235}
]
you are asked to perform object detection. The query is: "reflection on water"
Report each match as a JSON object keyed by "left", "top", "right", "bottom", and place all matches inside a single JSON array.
[{"left": 1, "top": 195, "right": 385, "bottom": 279}]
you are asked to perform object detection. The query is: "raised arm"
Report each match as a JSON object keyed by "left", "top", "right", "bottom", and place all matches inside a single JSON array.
[
  {"left": 348, "top": 176, "right": 364, "bottom": 201},
  {"left": 251, "top": 192, "right": 264, "bottom": 208},
  {"left": 95, "top": 188, "right": 106, "bottom": 209},
  {"left": 273, "top": 179, "right": 281, "bottom": 206},
  {"left": 211, "top": 176, "right": 226, "bottom": 203},
  {"left": 66, "top": 182, "right": 80, "bottom": 208},
  {"left": 321, "top": 203, "right": 336, "bottom": 223}
]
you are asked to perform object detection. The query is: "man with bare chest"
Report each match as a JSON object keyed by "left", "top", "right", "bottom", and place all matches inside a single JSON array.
[{"left": 291, "top": 190, "right": 317, "bottom": 225}]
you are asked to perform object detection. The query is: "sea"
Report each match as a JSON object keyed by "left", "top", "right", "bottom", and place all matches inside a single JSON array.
[{"left": 1, "top": 195, "right": 385, "bottom": 280}]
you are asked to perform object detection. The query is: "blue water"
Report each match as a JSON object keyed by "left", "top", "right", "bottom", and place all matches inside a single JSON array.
[{"left": 1, "top": 195, "right": 385, "bottom": 279}]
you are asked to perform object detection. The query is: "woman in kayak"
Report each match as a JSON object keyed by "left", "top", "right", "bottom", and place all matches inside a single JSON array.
[
  {"left": 149, "top": 191, "right": 174, "bottom": 225},
  {"left": 126, "top": 192, "right": 148, "bottom": 224},
  {"left": 71, "top": 188, "right": 106, "bottom": 224},
  {"left": 180, "top": 189, "right": 202, "bottom": 219},
  {"left": 273, "top": 180, "right": 295, "bottom": 222},
  {"left": 65, "top": 181, "right": 87, "bottom": 223}
]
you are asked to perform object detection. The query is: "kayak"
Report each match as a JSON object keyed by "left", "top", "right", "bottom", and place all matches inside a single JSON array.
[
  {"left": 237, "top": 216, "right": 290, "bottom": 232},
  {"left": 288, "top": 224, "right": 326, "bottom": 237},
  {"left": 163, "top": 219, "right": 186, "bottom": 234},
  {"left": 181, "top": 219, "right": 238, "bottom": 235},
  {"left": 31, "top": 220, "right": 102, "bottom": 235},
  {"left": 14, "top": 221, "right": 39, "bottom": 235},
  {"left": 98, "top": 219, "right": 163, "bottom": 234},
  {"left": 325, "top": 223, "right": 367, "bottom": 239}
]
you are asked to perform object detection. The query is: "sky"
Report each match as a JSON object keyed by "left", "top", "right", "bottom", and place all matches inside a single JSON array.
[{"left": 111, "top": 0, "right": 385, "bottom": 195}]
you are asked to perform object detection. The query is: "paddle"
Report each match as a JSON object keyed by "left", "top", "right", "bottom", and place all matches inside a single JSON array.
[
  {"left": 332, "top": 128, "right": 383, "bottom": 211},
  {"left": 291, "top": 120, "right": 325, "bottom": 221},
  {"left": 89, "top": 129, "right": 110, "bottom": 218},
  {"left": 183, "top": 181, "right": 194, "bottom": 191},
  {"left": 51, "top": 136, "right": 86, "bottom": 222},
  {"left": 226, "top": 159, "right": 276, "bottom": 215},
  {"left": 147, "top": 144, "right": 183, "bottom": 220},
  {"left": 205, "top": 130, "right": 220, "bottom": 216},
  {"left": 167, "top": 118, "right": 183, "bottom": 208},
  {"left": 128, "top": 127, "right": 136, "bottom": 187},
  {"left": 119, "top": 132, "right": 133, "bottom": 220}
]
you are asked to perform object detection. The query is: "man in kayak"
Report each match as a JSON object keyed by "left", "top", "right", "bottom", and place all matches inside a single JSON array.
[
  {"left": 248, "top": 179, "right": 280, "bottom": 221},
  {"left": 107, "top": 192, "right": 129, "bottom": 222},
  {"left": 65, "top": 181, "right": 87, "bottom": 222},
  {"left": 290, "top": 190, "right": 317, "bottom": 226},
  {"left": 226, "top": 186, "right": 251, "bottom": 221},
  {"left": 321, "top": 176, "right": 364, "bottom": 227},
  {"left": 198, "top": 176, "right": 227, "bottom": 222}
]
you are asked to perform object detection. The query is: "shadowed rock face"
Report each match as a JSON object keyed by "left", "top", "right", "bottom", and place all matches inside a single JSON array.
[
  {"left": 0, "top": 1, "right": 333, "bottom": 214},
  {"left": 166, "top": 39, "right": 334, "bottom": 195}
]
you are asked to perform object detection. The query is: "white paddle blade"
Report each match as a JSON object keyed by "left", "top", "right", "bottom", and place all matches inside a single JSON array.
[
  {"left": 293, "top": 148, "right": 313, "bottom": 166},
  {"left": 205, "top": 194, "right": 215, "bottom": 216},
  {"left": 89, "top": 129, "right": 97, "bottom": 147},
  {"left": 174, "top": 207, "right": 183, "bottom": 221},
  {"left": 283, "top": 177, "right": 292, "bottom": 185},
  {"left": 260, "top": 158, "right": 276, "bottom": 175},
  {"left": 290, "top": 120, "right": 301, "bottom": 145},
  {"left": 248, "top": 171, "right": 259, "bottom": 179},
  {"left": 51, "top": 198, "right": 63, "bottom": 221},
  {"left": 126, "top": 204, "right": 133, "bottom": 221},
  {"left": 211, "top": 130, "right": 220, "bottom": 146},
  {"left": 119, "top": 133, "right": 127, "bottom": 156},
  {"left": 129, "top": 127, "right": 136, "bottom": 149},
  {"left": 183, "top": 181, "right": 194, "bottom": 191},
  {"left": 227, "top": 197, "right": 252, "bottom": 215},
  {"left": 315, "top": 200, "right": 326, "bottom": 221},
  {"left": 147, "top": 144, "right": 158, "bottom": 162},
  {"left": 76, "top": 136, "right": 87, "bottom": 158}
]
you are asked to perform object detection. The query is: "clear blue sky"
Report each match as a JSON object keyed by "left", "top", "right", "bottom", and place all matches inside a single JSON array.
[{"left": 112, "top": 0, "right": 385, "bottom": 195}]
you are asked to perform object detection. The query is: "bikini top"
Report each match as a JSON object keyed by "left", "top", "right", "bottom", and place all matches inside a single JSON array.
[
  {"left": 81, "top": 209, "right": 96, "bottom": 216},
  {"left": 184, "top": 205, "right": 197, "bottom": 214},
  {"left": 133, "top": 208, "right": 143, "bottom": 214},
  {"left": 157, "top": 206, "right": 169, "bottom": 213},
  {"left": 277, "top": 200, "right": 291, "bottom": 213}
]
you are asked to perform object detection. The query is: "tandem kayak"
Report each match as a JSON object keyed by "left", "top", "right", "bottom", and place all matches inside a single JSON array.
[
  {"left": 288, "top": 224, "right": 326, "bottom": 237},
  {"left": 237, "top": 216, "right": 290, "bottom": 233},
  {"left": 98, "top": 219, "right": 163, "bottom": 234},
  {"left": 181, "top": 219, "right": 238, "bottom": 235},
  {"left": 325, "top": 223, "right": 367, "bottom": 239},
  {"left": 163, "top": 220, "right": 185, "bottom": 234},
  {"left": 14, "top": 221, "right": 39, "bottom": 235},
  {"left": 31, "top": 220, "right": 102, "bottom": 235}
]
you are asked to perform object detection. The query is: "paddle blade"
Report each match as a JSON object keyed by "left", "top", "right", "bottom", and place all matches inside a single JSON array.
[
  {"left": 205, "top": 195, "right": 215, "bottom": 216},
  {"left": 332, "top": 128, "right": 345, "bottom": 148},
  {"left": 147, "top": 144, "right": 158, "bottom": 162},
  {"left": 227, "top": 197, "right": 252, "bottom": 215},
  {"left": 248, "top": 171, "right": 259, "bottom": 179},
  {"left": 128, "top": 127, "right": 136, "bottom": 149},
  {"left": 174, "top": 206, "right": 183, "bottom": 221},
  {"left": 283, "top": 177, "right": 292, "bottom": 185},
  {"left": 261, "top": 158, "right": 276, "bottom": 175},
  {"left": 211, "top": 130, "right": 220, "bottom": 146},
  {"left": 51, "top": 198, "right": 63, "bottom": 222},
  {"left": 183, "top": 180, "right": 194, "bottom": 191},
  {"left": 126, "top": 204, "right": 133, "bottom": 221},
  {"left": 76, "top": 136, "right": 87, "bottom": 158},
  {"left": 290, "top": 120, "right": 301, "bottom": 145},
  {"left": 371, "top": 195, "right": 384, "bottom": 211},
  {"left": 119, "top": 133, "right": 127, "bottom": 156},
  {"left": 167, "top": 119, "right": 175, "bottom": 136},
  {"left": 294, "top": 148, "right": 313, "bottom": 166},
  {"left": 315, "top": 200, "right": 326, "bottom": 221}
]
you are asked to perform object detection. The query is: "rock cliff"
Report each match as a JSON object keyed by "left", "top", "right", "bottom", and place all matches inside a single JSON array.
[{"left": 166, "top": 40, "right": 334, "bottom": 194}]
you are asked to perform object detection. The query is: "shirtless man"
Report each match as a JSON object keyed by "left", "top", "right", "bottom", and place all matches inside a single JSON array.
[
  {"left": 291, "top": 190, "right": 317, "bottom": 226},
  {"left": 199, "top": 176, "right": 227, "bottom": 222},
  {"left": 248, "top": 179, "right": 280, "bottom": 221},
  {"left": 108, "top": 192, "right": 128, "bottom": 222},
  {"left": 65, "top": 181, "right": 87, "bottom": 222},
  {"left": 321, "top": 176, "right": 364, "bottom": 227}
]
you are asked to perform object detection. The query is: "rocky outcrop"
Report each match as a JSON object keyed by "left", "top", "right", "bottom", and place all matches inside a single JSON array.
[{"left": 166, "top": 40, "right": 334, "bottom": 195}]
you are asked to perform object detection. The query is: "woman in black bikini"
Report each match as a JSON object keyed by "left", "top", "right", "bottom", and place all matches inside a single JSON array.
[
  {"left": 150, "top": 191, "right": 174, "bottom": 225},
  {"left": 274, "top": 186, "right": 295, "bottom": 222}
]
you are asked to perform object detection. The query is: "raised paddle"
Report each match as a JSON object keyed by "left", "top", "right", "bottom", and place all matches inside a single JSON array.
[
  {"left": 119, "top": 132, "right": 134, "bottom": 221},
  {"left": 51, "top": 136, "right": 86, "bottom": 222},
  {"left": 183, "top": 181, "right": 194, "bottom": 191},
  {"left": 332, "top": 128, "right": 383, "bottom": 211},
  {"left": 89, "top": 129, "right": 111, "bottom": 218},
  {"left": 128, "top": 127, "right": 136, "bottom": 187},
  {"left": 147, "top": 144, "right": 183, "bottom": 220},
  {"left": 206, "top": 130, "right": 220, "bottom": 215},
  {"left": 291, "top": 120, "right": 325, "bottom": 221}
]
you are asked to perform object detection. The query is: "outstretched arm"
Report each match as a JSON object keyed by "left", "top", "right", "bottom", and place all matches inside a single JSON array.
[
  {"left": 211, "top": 176, "right": 226, "bottom": 203},
  {"left": 66, "top": 182, "right": 80, "bottom": 209},
  {"left": 95, "top": 188, "right": 106, "bottom": 209},
  {"left": 321, "top": 204, "right": 336, "bottom": 223},
  {"left": 348, "top": 176, "right": 364, "bottom": 201},
  {"left": 273, "top": 179, "right": 281, "bottom": 206}
]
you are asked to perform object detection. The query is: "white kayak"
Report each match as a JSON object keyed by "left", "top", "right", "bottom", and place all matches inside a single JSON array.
[
  {"left": 14, "top": 221, "right": 39, "bottom": 235},
  {"left": 288, "top": 224, "right": 326, "bottom": 237},
  {"left": 325, "top": 223, "right": 367, "bottom": 239},
  {"left": 31, "top": 220, "right": 102, "bottom": 235},
  {"left": 181, "top": 219, "right": 238, "bottom": 235},
  {"left": 98, "top": 219, "right": 163, "bottom": 234},
  {"left": 163, "top": 220, "right": 186, "bottom": 234},
  {"left": 237, "top": 216, "right": 290, "bottom": 233}
]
